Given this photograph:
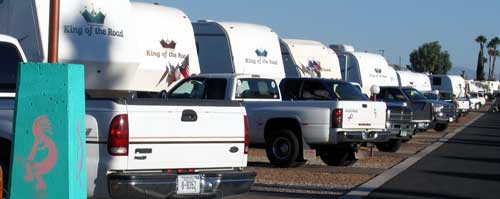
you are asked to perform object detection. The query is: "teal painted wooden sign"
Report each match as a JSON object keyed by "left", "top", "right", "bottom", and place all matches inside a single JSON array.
[{"left": 10, "top": 63, "right": 86, "bottom": 199}]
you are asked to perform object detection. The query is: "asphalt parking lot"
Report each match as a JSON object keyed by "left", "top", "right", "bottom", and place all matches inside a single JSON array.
[{"left": 230, "top": 103, "right": 496, "bottom": 199}]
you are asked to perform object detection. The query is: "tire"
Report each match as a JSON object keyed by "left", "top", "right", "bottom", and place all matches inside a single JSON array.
[
  {"left": 376, "top": 139, "right": 402, "bottom": 152},
  {"left": 265, "top": 129, "right": 302, "bottom": 168},
  {"left": 434, "top": 123, "right": 449, "bottom": 132},
  {"left": 320, "top": 149, "right": 357, "bottom": 166},
  {"left": 0, "top": 160, "right": 6, "bottom": 199}
]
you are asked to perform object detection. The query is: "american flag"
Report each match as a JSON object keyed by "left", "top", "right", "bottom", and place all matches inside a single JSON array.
[{"left": 308, "top": 60, "right": 322, "bottom": 72}]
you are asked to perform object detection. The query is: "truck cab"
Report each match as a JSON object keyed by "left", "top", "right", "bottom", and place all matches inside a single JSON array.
[
  {"left": 169, "top": 74, "right": 390, "bottom": 167},
  {"left": 377, "top": 86, "right": 454, "bottom": 132}
]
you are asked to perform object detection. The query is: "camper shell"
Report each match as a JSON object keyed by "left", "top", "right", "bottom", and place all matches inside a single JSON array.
[
  {"left": 429, "top": 75, "right": 467, "bottom": 98},
  {"left": 333, "top": 49, "right": 399, "bottom": 95},
  {"left": 280, "top": 39, "right": 342, "bottom": 79},
  {"left": 0, "top": 0, "right": 200, "bottom": 94},
  {"left": 192, "top": 21, "right": 285, "bottom": 79},
  {"left": 396, "top": 70, "right": 432, "bottom": 92}
]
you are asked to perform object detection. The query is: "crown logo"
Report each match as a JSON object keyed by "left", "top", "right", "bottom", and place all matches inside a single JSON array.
[
  {"left": 255, "top": 49, "right": 268, "bottom": 57},
  {"left": 81, "top": 4, "right": 106, "bottom": 25},
  {"left": 374, "top": 68, "right": 382, "bottom": 73},
  {"left": 160, "top": 39, "right": 177, "bottom": 49}
]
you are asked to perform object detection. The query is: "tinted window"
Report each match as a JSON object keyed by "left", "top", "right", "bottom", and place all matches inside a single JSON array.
[
  {"left": 236, "top": 78, "right": 279, "bottom": 99},
  {"left": 424, "top": 93, "right": 438, "bottom": 100},
  {"left": 0, "top": 42, "right": 23, "bottom": 91},
  {"left": 301, "top": 80, "right": 331, "bottom": 100},
  {"left": 329, "top": 81, "right": 368, "bottom": 100},
  {"left": 280, "top": 79, "right": 302, "bottom": 100},
  {"left": 168, "top": 78, "right": 227, "bottom": 100},
  {"left": 439, "top": 92, "right": 453, "bottom": 100},
  {"left": 432, "top": 77, "right": 442, "bottom": 86},
  {"left": 382, "top": 88, "right": 407, "bottom": 102},
  {"left": 169, "top": 78, "right": 206, "bottom": 99},
  {"left": 402, "top": 88, "right": 427, "bottom": 101}
]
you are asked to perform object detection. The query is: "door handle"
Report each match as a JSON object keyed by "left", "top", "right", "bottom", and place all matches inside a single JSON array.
[
  {"left": 362, "top": 104, "right": 367, "bottom": 108},
  {"left": 181, "top": 109, "right": 198, "bottom": 122}
]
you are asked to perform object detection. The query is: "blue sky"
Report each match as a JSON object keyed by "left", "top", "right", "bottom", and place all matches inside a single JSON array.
[{"left": 138, "top": 0, "right": 500, "bottom": 77}]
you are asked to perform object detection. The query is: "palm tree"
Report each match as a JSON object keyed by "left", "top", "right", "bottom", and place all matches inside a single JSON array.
[
  {"left": 488, "top": 37, "right": 500, "bottom": 80},
  {"left": 475, "top": 35, "right": 487, "bottom": 80}
]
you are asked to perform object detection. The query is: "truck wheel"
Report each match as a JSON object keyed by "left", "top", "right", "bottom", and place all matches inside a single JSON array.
[
  {"left": 1, "top": 160, "right": 6, "bottom": 199},
  {"left": 265, "top": 129, "right": 301, "bottom": 168},
  {"left": 320, "top": 149, "right": 356, "bottom": 166},
  {"left": 434, "top": 123, "right": 448, "bottom": 132},
  {"left": 376, "top": 139, "right": 402, "bottom": 152}
]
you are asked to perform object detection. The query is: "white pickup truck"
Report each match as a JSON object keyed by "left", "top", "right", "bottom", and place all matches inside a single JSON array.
[
  {"left": 0, "top": 34, "right": 254, "bottom": 199},
  {"left": 167, "top": 74, "right": 390, "bottom": 167}
]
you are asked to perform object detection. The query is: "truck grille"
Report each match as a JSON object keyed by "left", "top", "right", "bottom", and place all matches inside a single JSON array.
[{"left": 389, "top": 107, "right": 412, "bottom": 123}]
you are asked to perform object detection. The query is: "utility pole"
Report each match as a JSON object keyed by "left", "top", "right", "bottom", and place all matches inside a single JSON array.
[{"left": 48, "top": 0, "right": 60, "bottom": 63}]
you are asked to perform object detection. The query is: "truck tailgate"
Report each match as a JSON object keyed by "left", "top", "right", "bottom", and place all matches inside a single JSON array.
[
  {"left": 340, "top": 101, "right": 386, "bottom": 130},
  {"left": 125, "top": 100, "right": 247, "bottom": 170}
]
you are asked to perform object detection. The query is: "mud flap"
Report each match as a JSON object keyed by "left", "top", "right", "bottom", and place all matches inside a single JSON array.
[{"left": 301, "top": 137, "right": 316, "bottom": 160}]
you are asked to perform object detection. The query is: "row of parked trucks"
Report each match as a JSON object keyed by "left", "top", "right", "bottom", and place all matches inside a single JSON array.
[{"left": 0, "top": 1, "right": 498, "bottom": 198}]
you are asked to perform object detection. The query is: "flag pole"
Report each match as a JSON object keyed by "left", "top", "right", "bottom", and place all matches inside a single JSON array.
[{"left": 48, "top": 0, "right": 60, "bottom": 63}]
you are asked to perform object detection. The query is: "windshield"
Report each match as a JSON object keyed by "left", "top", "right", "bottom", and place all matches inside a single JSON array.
[
  {"left": 329, "top": 81, "right": 368, "bottom": 100},
  {"left": 423, "top": 93, "right": 438, "bottom": 100},
  {"left": 469, "top": 93, "right": 478, "bottom": 98},
  {"left": 402, "top": 88, "right": 428, "bottom": 101},
  {"left": 236, "top": 78, "right": 280, "bottom": 99},
  {"left": 439, "top": 92, "right": 453, "bottom": 100}
]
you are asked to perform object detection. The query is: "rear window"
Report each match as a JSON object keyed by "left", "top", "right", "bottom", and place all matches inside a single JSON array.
[
  {"left": 402, "top": 88, "right": 427, "bottom": 101},
  {"left": 168, "top": 78, "right": 227, "bottom": 100},
  {"left": 0, "top": 42, "right": 23, "bottom": 91},
  {"left": 329, "top": 81, "right": 368, "bottom": 101},
  {"left": 236, "top": 78, "right": 279, "bottom": 99}
]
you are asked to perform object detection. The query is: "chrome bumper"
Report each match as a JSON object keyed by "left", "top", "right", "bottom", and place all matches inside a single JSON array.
[
  {"left": 108, "top": 170, "right": 256, "bottom": 198},
  {"left": 337, "top": 131, "right": 392, "bottom": 143},
  {"left": 387, "top": 122, "right": 416, "bottom": 138}
]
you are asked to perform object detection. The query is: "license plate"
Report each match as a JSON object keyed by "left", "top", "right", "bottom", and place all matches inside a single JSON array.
[
  {"left": 400, "top": 131, "right": 408, "bottom": 137},
  {"left": 418, "top": 123, "right": 426, "bottom": 128},
  {"left": 177, "top": 175, "right": 201, "bottom": 194},
  {"left": 449, "top": 118, "right": 454, "bottom": 122}
]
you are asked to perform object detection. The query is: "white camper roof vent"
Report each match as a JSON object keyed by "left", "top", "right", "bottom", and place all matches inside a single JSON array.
[{"left": 329, "top": 44, "right": 355, "bottom": 53}]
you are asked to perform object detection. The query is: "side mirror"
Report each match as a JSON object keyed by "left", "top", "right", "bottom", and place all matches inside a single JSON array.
[{"left": 370, "top": 85, "right": 380, "bottom": 95}]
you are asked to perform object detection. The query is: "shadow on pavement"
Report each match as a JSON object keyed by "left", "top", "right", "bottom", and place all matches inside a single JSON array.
[
  {"left": 440, "top": 155, "right": 500, "bottom": 164},
  {"left": 423, "top": 170, "right": 500, "bottom": 182},
  {"left": 365, "top": 187, "right": 477, "bottom": 199}
]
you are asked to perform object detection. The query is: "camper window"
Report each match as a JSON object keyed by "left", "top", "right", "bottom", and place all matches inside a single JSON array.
[
  {"left": 236, "top": 79, "right": 279, "bottom": 99},
  {"left": 432, "top": 77, "right": 442, "bottom": 86}
]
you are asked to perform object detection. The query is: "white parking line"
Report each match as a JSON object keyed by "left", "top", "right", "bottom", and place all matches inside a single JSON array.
[{"left": 340, "top": 113, "right": 485, "bottom": 199}]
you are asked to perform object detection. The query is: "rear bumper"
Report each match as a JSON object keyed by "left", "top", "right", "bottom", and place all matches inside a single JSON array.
[
  {"left": 107, "top": 170, "right": 256, "bottom": 198},
  {"left": 336, "top": 131, "right": 391, "bottom": 143},
  {"left": 387, "top": 122, "right": 415, "bottom": 139}
]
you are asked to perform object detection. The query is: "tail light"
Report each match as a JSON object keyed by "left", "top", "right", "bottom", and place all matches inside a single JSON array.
[
  {"left": 108, "top": 114, "right": 129, "bottom": 156},
  {"left": 332, "top": 109, "right": 343, "bottom": 128},
  {"left": 244, "top": 115, "right": 249, "bottom": 154}
]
